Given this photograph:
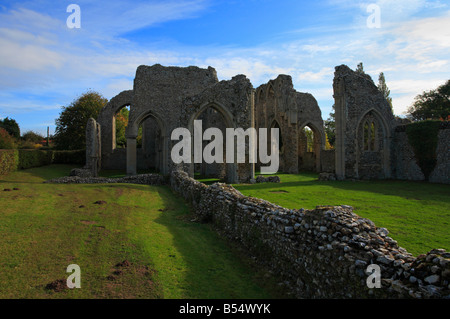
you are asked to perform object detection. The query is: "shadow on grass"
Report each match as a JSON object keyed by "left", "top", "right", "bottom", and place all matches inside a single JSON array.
[{"left": 149, "top": 185, "right": 287, "bottom": 299}]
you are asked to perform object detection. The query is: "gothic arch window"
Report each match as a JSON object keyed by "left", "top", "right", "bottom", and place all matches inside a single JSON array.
[
  {"left": 270, "top": 120, "right": 283, "bottom": 152},
  {"left": 362, "top": 114, "right": 379, "bottom": 152}
]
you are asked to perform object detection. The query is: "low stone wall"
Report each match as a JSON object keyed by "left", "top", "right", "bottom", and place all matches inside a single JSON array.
[
  {"left": 171, "top": 170, "right": 449, "bottom": 299},
  {"left": 44, "top": 173, "right": 167, "bottom": 185}
]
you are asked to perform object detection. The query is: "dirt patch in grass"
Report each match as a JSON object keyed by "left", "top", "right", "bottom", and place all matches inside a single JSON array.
[
  {"left": 80, "top": 220, "right": 97, "bottom": 225},
  {"left": 45, "top": 279, "right": 67, "bottom": 293},
  {"left": 103, "top": 260, "right": 161, "bottom": 298},
  {"left": 269, "top": 190, "right": 289, "bottom": 193}
]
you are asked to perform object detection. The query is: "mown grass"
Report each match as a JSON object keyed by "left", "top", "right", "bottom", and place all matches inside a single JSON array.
[
  {"left": 232, "top": 172, "right": 450, "bottom": 256},
  {"left": 0, "top": 165, "right": 285, "bottom": 299}
]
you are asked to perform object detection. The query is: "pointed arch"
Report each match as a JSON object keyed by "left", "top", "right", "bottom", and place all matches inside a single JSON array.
[
  {"left": 187, "top": 101, "right": 237, "bottom": 184},
  {"left": 356, "top": 108, "right": 391, "bottom": 179}
]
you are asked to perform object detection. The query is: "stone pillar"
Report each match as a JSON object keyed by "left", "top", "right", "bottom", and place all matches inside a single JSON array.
[
  {"left": 334, "top": 79, "right": 346, "bottom": 180},
  {"left": 126, "top": 138, "right": 137, "bottom": 175},
  {"left": 85, "top": 118, "right": 101, "bottom": 177}
]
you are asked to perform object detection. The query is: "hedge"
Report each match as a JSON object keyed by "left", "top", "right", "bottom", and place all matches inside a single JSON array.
[
  {"left": 0, "top": 149, "right": 85, "bottom": 175},
  {"left": 0, "top": 149, "right": 19, "bottom": 175}
]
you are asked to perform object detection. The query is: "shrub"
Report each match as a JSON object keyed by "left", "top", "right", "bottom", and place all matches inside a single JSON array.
[{"left": 0, "top": 149, "right": 19, "bottom": 175}]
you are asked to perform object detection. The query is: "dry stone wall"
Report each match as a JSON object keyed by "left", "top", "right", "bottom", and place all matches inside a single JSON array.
[{"left": 170, "top": 170, "right": 450, "bottom": 299}]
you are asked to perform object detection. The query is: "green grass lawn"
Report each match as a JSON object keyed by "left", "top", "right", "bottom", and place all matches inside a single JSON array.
[
  {"left": 0, "top": 165, "right": 285, "bottom": 299},
  {"left": 233, "top": 172, "right": 450, "bottom": 256}
]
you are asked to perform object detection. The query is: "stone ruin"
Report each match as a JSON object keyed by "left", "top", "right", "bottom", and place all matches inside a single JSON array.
[
  {"left": 79, "top": 63, "right": 449, "bottom": 184},
  {"left": 62, "top": 63, "right": 450, "bottom": 299}
]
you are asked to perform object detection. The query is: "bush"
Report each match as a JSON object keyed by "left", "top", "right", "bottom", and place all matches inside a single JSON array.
[
  {"left": 0, "top": 128, "right": 17, "bottom": 149},
  {"left": 0, "top": 149, "right": 19, "bottom": 175}
]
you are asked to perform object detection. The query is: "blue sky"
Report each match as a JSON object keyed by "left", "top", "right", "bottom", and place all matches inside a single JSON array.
[{"left": 1, "top": 0, "right": 449, "bottom": 135}]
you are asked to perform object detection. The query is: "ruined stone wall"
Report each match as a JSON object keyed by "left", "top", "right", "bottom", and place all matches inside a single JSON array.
[
  {"left": 255, "top": 75, "right": 325, "bottom": 174},
  {"left": 392, "top": 123, "right": 449, "bottom": 184},
  {"left": 320, "top": 149, "right": 335, "bottom": 173},
  {"left": 333, "top": 65, "right": 397, "bottom": 180},
  {"left": 392, "top": 126, "right": 425, "bottom": 181},
  {"left": 429, "top": 124, "right": 450, "bottom": 184},
  {"left": 171, "top": 170, "right": 450, "bottom": 299}
]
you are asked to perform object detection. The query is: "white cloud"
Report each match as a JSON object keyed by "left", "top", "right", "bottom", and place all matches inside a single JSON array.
[{"left": 76, "top": 0, "right": 210, "bottom": 35}]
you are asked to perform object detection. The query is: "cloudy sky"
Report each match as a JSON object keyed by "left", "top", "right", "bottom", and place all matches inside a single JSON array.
[{"left": 0, "top": 0, "right": 449, "bottom": 135}]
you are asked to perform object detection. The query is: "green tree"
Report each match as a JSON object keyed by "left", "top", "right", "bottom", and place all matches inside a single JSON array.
[
  {"left": 54, "top": 91, "right": 107, "bottom": 150},
  {"left": 0, "top": 127, "right": 17, "bottom": 149},
  {"left": 407, "top": 80, "right": 450, "bottom": 121},
  {"left": 324, "top": 104, "right": 335, "bottom": 148},
  {"left": 378, "top": 72, "right": 393, "bottom": 112},
  {"left": 115, "top": 107, "right": 129, "bottom": 148},
  {"left": 22, "top": 131, "right": 44, "bottom": 143},
  {"left": 0, "top": 117, "right": 20, "bottom": 139},
  {"left": 356, "top": 62, "right": 365, "bottom": 74}
]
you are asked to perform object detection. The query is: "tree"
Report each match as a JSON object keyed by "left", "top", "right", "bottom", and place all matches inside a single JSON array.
[
  {"left": 324, "top": 104, "right": 335, "bottom": 148},
  {"left": 356, "top": 62, "right": 365, "bottom": 74},
  {"left": 115, "top": 107, "right": 129, "bottom": 148},
  {"left": 53, "top": 91, "right": 108, "bottom": 150},
  {"left": 0, "top": 117, "right": 20, "bottom": 139},
  {"left": 0, "top": 127, "right": 17, "bottom": 149},
  {"left": 22, "top": 130, "right": 44, "bottom": 143},
  {"left": 406, "top": 80, "right": 450, "bottom": 121},
  {"left": 378, "top": 72, "right": 393, "bottom": 112}
]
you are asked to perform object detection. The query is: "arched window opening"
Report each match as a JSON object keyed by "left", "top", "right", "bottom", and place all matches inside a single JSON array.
[
  {"left": 193, "top": 106, "right": 228, "bottom": 182},
  {"left": 362, "top": 117, "right": 377, "bottom": 152},
  {"left": 114, "top": 105, "right": 143, "bottom": 149},
  {"left": 298, "top": 124, "right": 321, "bottom": 172},
  {"left": 303, "top": 126, "right": 314, "bottom": 152}
]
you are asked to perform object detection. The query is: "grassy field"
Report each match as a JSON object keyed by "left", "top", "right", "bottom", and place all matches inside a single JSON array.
[
  {"left": 233, "top": 172, "right": 450, "bottom": 256},
  {"left": 0, "top": 165, "right": 285, "bottom": 299}
]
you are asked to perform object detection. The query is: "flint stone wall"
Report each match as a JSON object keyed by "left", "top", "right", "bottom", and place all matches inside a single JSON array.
[
  {"left": 392, "top": 127, "right": 425, "bottom": 181},
  {"left": 171, "top": 170, "right": 450, "bottom": 299},
  {"left": 429, "top": 125, "right": 450, "bottom": 184}
]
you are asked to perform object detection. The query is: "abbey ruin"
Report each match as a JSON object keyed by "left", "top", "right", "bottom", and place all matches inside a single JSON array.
[
  {"left": 61, "top": 63, "right": 450, "bottom": 299},
  {"left": 81, "top": 63, "right": 449, "bottom": 185}
]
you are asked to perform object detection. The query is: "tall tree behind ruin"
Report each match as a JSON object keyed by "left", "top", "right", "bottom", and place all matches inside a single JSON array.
[
  {"left": 324, "top": 104, "right": 335, "bottom": 148},
  {"left": 378, "top": 72, "right": 393, "bottom": 112}
]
